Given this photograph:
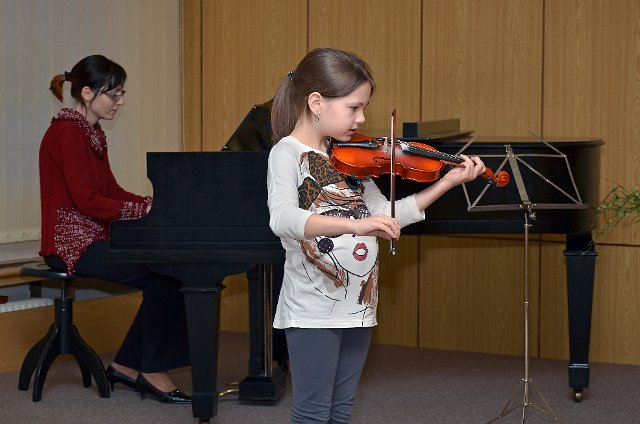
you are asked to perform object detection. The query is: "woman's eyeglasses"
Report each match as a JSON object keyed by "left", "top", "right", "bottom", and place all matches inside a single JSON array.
[{"left": 102, "top": 90, "right": 126, "bottom": 101}]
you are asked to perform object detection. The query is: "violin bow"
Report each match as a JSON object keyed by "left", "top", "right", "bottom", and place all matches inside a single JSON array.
[{"left": 389, "top": 109, "right": 397, "bottom": 255}]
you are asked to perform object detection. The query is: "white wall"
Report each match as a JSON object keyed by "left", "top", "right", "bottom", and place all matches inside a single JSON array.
[{"left": 0, "top": 0, "right": 182, "bottom": 260}]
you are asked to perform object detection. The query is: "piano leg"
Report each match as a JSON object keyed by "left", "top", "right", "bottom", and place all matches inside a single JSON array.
[
  {"left": 182, "top": 282, "right": 224, "bottom": 421},
  {"left": 240, "top": 263, "right": 287, "bottom": 401},
  {"left": 564, "top": 232, "right": 598, "bottom": 402}
]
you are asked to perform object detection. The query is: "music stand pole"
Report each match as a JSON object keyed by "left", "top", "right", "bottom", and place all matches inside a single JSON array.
[{"left": 485, "top": 208, "right": 562, "bottom": 424}]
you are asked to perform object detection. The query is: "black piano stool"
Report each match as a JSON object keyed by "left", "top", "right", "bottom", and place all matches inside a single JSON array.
[{"left": 17, "top": 262, "right": 110, "bottom": 401}]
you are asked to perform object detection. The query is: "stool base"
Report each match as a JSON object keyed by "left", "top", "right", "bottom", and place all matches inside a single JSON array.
[{"left": 18, "top": 298, "right": 110, "bottom": 401}]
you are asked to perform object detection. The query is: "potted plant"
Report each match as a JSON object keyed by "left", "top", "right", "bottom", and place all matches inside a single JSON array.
[{"left": 595, "top": 184, "right": 640, "bottom": 236}]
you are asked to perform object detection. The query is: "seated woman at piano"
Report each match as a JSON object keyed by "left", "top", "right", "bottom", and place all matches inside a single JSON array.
[
  {"left": 38, "top": 55, "right": 190, "bottom": 404},
  {"left": 267, "top": 47, "right": 487, "bottom": 423}
]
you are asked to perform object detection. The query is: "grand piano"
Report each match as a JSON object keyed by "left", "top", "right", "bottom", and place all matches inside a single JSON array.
[{"left": 109, "top": 101, "right": 602, "bottom": 422}]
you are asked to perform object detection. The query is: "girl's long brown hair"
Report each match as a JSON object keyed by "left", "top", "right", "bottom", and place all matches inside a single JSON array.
[{"left": 270, "top": 48, "right": 375, "bottom": 143}]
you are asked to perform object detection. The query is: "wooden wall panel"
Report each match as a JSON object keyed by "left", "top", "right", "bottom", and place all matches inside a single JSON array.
[
  {"left": 540, "top": 243, "right": 640, "bottom": 365},
  {"left": 544, "top": 0, "right": 640, "bottom": 245},
  {"left": 374, "top": 237, "right": 420, "bottom": 346},
  {"left": 182, "top": 0, "right": 202, "bottom": 151},
  {"left": 540, "top": 0, "right": 640, "bottom": 366},
  {"left": 538, "top": 241, "right": 570, "bottom": 361},
  {"left": 589, "top": 245, "right": 640, "bottom": 365},
  {"left": 201, "top": 0, "right": 307, "bottom": 151},
  {"left": 309, "top": 0, "right": 422, "bottom": 129},
  {"left": 422, "top": 0, "right": 543, "bottom": 135},
  {"left": 419, "top": 235, "right": 540, "bottom": 356},
  {"left": 417, "top": 0, "right": 544, "bottom": 357},
  {"left": 219, "top": 275, "right": 249, "bottom": 331}
]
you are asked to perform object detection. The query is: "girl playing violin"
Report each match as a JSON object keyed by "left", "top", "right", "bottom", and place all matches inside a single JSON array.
[{"left": 267, "top": 47, "right": 486, "bottom": 423}]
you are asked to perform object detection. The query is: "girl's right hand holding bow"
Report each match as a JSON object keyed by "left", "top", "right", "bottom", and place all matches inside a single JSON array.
[{"left": 352, "top": 214, "right": 400, "bottom": 241}]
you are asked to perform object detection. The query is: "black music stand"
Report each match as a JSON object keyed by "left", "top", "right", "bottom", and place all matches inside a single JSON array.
[{"left": 455, "top": 134, "right": 590, "bottom": 423}]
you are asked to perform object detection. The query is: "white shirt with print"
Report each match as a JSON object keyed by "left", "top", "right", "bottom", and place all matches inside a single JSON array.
[{"left": 267, "top": 136, "right": 425, "bottom": 329}]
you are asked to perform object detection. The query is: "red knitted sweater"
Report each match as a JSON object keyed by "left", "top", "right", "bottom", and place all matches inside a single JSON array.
[{"left": 39, "top": 108, "right": 151, "bottom": 273}]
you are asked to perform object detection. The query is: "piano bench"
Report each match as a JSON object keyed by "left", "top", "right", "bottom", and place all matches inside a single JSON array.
[{"left": 17, "top": 262, "right": 110, "bottom": 402}]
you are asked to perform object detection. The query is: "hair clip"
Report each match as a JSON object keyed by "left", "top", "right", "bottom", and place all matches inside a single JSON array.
[
  {"left": 64, "top": 71, "right": 71, "bottom": 82},
  {"left": 287, "top": 70, "right": 295, "bottom": 80}
]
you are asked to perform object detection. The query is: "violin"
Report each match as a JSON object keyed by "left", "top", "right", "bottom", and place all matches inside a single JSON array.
[
  {"left": 328, "top": 111, "right": 509, "bottom": 255},
  {"left": 329, "top": 132, "right": 510, "bottom": 187}
]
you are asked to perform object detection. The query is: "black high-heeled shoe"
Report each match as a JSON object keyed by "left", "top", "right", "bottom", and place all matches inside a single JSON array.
[
  {"left": 106, "top": 365, "right": 139, "bottom": 392},
  {"left": 136, "top": 374, "right": 191, "bottom": 404}
]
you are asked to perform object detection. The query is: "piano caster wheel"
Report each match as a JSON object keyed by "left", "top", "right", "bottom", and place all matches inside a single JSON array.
[{"left": 573, "top": 389, "right": 583, "bottom": 402}]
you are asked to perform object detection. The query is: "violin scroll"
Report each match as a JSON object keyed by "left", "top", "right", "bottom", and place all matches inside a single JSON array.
[{"left": 481, "top": 168, "right": 510, "bottom": 188}]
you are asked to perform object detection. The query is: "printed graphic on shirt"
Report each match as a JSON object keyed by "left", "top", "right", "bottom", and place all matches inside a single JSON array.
[{"left": 297, "top": 151, "right": 379, "bottom": 322}]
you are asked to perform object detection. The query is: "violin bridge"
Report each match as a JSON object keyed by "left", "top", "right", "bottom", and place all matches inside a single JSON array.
[{"left": 382, "top": 137, "right": 390, "bottom": 154}]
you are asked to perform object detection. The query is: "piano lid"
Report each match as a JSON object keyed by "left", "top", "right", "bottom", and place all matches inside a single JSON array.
[{"left": 223, "top": 99, "right": 273, "bottom": 152}]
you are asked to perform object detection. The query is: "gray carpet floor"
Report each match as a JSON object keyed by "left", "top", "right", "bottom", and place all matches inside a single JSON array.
[{"left": 1, "top": 331, "right": 638, "bottom": 423}]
